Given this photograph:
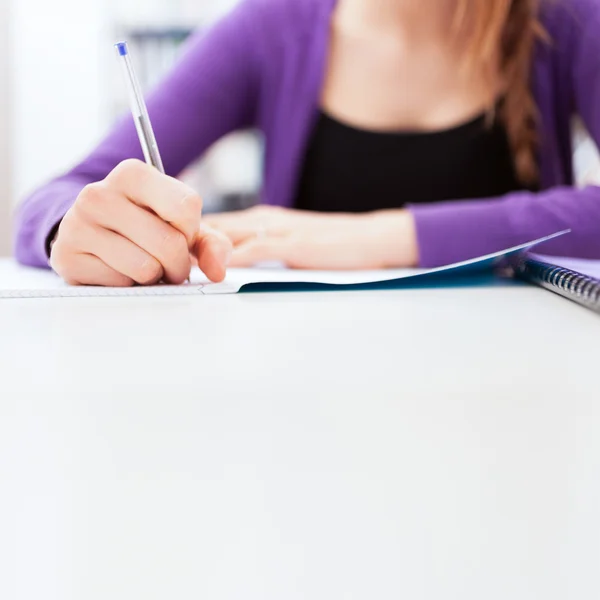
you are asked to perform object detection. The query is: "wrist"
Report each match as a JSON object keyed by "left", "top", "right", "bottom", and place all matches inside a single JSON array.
[{"left": 367, "top": 209, "right": 419, "bottom": 268}]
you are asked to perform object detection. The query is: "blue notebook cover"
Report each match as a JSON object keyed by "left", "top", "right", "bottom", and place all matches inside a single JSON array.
[{"left": 240, "top": 231, "right": 570, "bottom": 293}]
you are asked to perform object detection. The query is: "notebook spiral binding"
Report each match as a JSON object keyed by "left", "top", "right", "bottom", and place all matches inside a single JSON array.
[{"left": 514, "top": 258, "right": 600, "bottom": 312}]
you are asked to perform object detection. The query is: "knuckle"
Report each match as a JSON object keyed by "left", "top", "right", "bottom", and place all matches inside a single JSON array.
[
  {"left": 110, "top": 159, "right": 147, "bottom": 186},
  {"left": 76, "top": 183, "right": 106, "bottom": 215}
]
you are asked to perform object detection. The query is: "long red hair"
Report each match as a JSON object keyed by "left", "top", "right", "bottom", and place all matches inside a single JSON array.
[{"left": 454, "top": 0, "right": 546, "bottom": 185}]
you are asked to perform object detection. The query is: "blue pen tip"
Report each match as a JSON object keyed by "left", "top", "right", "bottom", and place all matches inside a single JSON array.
[{"left": 115, "top": 42, "right": 128, "bottom": 56}]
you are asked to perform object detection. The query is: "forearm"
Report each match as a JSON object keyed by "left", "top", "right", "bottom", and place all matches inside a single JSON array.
[
  {"left": 368, "top": 209, "right": 419, "bottom": 268},
  {"left": 408, "top": 186, "right": 600, "bottom": 268}
]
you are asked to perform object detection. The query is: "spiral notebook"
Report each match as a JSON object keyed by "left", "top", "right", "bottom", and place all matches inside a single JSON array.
[{"left": 511, "top": 254, "right": 600, "bottom": 313}]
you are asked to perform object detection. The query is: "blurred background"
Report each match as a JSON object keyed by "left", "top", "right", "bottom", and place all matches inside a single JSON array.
[
  {"left": 0, "top": 0, "right": 599, "bottom": 258},
  {"left": 0, "top": 0, "right": 260, "bottom": 258}
]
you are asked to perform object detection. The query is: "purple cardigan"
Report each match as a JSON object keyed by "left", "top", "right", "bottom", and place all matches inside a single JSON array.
[{"left": 14, "top": 0, "right": 600, "bottom": 268}]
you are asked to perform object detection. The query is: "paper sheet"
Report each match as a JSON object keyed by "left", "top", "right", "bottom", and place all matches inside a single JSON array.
[
  {"left": 0, "top": 231, "right": 568, "bottom": 299},
  {"left": 530, "top": 254, "right": 600, "bottom": 280}
]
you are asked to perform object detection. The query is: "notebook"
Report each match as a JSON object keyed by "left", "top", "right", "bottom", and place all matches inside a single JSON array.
[
  {"left": 510, "top": 254, "right": 600, "bottom": 313},
  {"left": 0, "top": 231, "right": 570, "bottom": 299}
]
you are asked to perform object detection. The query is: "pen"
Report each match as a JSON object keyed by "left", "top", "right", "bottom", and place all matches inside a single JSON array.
[
  {"left": 115, "top": 41, "right": 165, "bottom": 172},
  {"left": 115, "top": 41, "right": 191, "bottom": 283}
]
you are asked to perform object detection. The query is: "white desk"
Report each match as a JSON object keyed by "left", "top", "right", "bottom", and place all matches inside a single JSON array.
[{"left": 1, "top": 260, "right": 599, "bottom": 600}]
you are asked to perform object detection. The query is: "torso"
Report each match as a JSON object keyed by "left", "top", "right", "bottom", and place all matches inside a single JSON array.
[
  {"left": 294, "top": 0, "right": 529, "bottom": 212},
  {"left": 294, "top": 109, "right": 527, "bottom": 213}
]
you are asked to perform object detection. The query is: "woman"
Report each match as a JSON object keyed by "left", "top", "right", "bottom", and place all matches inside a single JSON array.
[{"left": 14, "top": 0, "right": 600, "bottom": 286}]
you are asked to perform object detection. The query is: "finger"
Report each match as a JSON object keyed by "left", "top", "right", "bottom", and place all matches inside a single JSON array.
[
  {"left": 106, "top": 160, "right": 203, "bottom": 246},
  {"left": 204, "top": 210, "right": 260, "bottom": 228},
  {"left": 57, "top": 254, "right": 135, "bottom": 287},
  {"left": 228, "top": 238, "right": 290, "bottom": 268},
  {"left": 82, "top": 189, "right": 192, "bottom": 284},
  {"left": 193, "top": 225, "right": 232, "bottom": 282},
  {"left": 203, "top": 214, "right": 262, "bottom": 245},
  {"left": 71, "top": 222, "right": 165, "bottom": 286},
  {"left": 204, "top": 207, "right": 291, "bottom": 246}
]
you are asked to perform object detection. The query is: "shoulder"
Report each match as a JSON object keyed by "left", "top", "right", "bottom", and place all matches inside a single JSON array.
[
  {"left": 540, "top": 0, "right": 600, "bottom": 42},
  {"left": 245, "top": 0, "right": 332, "bottom": 25},
  {"left": 538, "top": 0, "right": 600, "bottom": 78},
  {"left": 229, "top": 0, "right": 333, "bottom": 41}
]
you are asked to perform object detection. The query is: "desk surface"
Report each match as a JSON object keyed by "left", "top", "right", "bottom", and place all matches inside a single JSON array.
[{"left": 1, "top": 261, "right": 599, "bottom": 599}]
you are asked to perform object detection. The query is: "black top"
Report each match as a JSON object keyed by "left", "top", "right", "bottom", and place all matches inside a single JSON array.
[{"left": 294, "top": 110, "right": 531, "bottom": 213}]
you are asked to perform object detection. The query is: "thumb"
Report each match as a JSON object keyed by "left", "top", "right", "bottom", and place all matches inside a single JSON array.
[{"left": 193, "top": 223, "right": 232, "bottom": 282}]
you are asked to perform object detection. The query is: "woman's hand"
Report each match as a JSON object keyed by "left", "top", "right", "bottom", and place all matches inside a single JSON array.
[
  {"left": 205, "top": 206, "right": 419, "bottom": 270},
  {"left": 50, "top": 160, "right": 232, "bottom": 286}
]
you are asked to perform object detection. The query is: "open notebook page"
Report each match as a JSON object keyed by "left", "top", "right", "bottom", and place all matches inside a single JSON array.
[{"left": 0, "top": 231, "right": 568, "bottom": 299}]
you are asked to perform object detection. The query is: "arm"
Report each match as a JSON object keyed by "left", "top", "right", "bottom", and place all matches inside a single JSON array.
[
  {"left": 408, "top": 0, "right": 600, "bottom": 268},
  {"left": 14, "top": 1, "right": 261, "bottom": 268}
]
